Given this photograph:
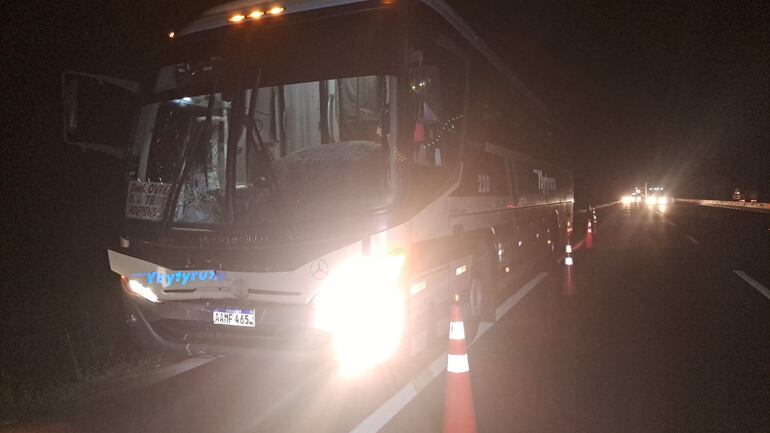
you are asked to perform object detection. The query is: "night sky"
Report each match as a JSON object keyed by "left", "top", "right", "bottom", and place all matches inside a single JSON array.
[{"left": 449, "top": 1, "right": 769, "bottom": 201}]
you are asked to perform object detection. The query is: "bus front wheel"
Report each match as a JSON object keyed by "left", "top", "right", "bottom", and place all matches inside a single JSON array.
[{"left": 463, "top": 274, "right": 493, "bottom": 343}]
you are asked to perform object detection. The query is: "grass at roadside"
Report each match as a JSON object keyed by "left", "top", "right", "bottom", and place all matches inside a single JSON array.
[{"left": 0, "top": 344, "right": 164, "bottom": 424}]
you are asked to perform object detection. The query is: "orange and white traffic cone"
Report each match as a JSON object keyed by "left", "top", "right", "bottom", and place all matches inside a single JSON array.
[
  {"left": 562, "top": 245, "right": 575, "bottom": 296},
  {"left": 444, "top": 297, "right": 477, "bottom": 433},
  {"left": 585, "top": 220, "right": 593, "bottom": 250}
]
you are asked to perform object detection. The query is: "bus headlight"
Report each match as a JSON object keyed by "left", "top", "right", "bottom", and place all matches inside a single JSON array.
[
  {"left": 120, "top": 276, "right": 160, "bottom": 303},
  {"left": 313, "top": 254, "right": 406, "bottom": 375}
]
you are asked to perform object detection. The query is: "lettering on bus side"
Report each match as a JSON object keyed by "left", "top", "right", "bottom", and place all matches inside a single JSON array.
[{"left": 533, "top": 169, "right": 556, "bottom": 194}]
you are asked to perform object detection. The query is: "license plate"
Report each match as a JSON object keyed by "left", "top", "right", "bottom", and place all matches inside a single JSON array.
[{"left": 212, "top": 308, "right": 256, "bottom": 327}]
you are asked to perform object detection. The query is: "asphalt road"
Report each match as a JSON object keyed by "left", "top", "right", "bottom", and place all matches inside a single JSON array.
[
  {"left": 383, "top": 203, "right": 769, "bottom": 433},
  {"left": 16, "top": 203, "right": 770, "bottom": 433}
]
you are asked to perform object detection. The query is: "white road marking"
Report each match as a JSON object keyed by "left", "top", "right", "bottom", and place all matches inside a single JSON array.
[
  {"left": 684, "top": 234, "right": 699, "bottom": 244},
  {"left": 349, "top": 272, "right": 548, "bottom": 433},
  {"left": 349, "top": 354, "right": 445, "bottom": 433},
  {"left": 494, "top": 272, "right": 548, "bottom": 322},
  {"left": 734, "top": 270, "right": 770, "bottom": 301},
  {"left": 475, "top": 321, "right": 493, "bottom": 340}
]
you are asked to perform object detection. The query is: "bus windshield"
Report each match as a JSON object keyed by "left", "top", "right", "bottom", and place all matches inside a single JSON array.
[
  {"left": 127, "top": 74, "right": 397, "bottom": 226},
  {"left": 124, "top": 9, "right": 402, "bottom": 227}
]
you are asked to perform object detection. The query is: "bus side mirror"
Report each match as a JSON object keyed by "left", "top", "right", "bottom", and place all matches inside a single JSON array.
[{"left": 62, "top": 71, "right": 140, "bottom": 159}]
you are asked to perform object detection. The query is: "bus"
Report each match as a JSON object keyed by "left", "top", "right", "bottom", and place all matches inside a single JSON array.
[{"left": 62, "top": 0, "right": 573, "bottom": 374}]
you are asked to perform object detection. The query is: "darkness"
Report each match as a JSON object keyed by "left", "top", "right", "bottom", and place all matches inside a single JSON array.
[
  {"left": 449, "top": 1, "right": 769, "bottom": 201},
  {"left": 2, "top": 0, "right": 768, "bottom": 410}
]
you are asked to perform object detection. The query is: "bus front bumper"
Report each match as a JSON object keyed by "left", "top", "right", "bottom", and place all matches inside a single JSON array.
[{"left": 122, "top": 293, "right": 333, "bottom": 361}]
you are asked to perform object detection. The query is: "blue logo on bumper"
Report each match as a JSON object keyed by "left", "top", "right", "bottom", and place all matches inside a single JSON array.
[{"left": 130, "top": 270, "right": 226, "bottom": 287}]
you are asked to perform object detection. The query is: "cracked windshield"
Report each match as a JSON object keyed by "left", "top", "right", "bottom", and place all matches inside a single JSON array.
[{"left": 126, "top": 67, "right": 395, "bottom": 226}]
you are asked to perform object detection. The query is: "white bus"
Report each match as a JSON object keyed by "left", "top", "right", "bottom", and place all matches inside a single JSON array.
[{"left": 63, "top": 0, "right": 573, "bottom": 374}]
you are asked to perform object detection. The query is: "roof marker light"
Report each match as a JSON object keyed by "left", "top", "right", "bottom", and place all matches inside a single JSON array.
[
  {"left": 268, "top": 6, "right": 285, "bottom": 15},
  {"left": 248, "top": 10, "right": 264, "bottom": 19},
  {"left": 229, "top": 14, "right": 246, "bottom": 23}
]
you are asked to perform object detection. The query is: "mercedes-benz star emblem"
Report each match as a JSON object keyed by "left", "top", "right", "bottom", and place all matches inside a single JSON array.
[{"left": 310, "top": 258, "right": 329, "bottom": 280}]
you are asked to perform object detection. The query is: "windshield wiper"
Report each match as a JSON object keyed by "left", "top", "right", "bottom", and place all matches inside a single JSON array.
[
  {"left": 244, "top": 70, "right": 299, "bottom": 240},
  {"left": 162, "top": 78, "right": 219, "bottom": 228}
]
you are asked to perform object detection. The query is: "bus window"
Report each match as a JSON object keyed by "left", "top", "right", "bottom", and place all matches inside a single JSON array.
[
  {"left": 234, "top": 75, "right": 394, "bottom": 225},
  {"left": 410, "top": 43, "right": 466, "bottom": 173},
  {"left": 412, "top": 65, "right": 444, "bottom": 166},
  {"left": 339, "top": 76, "right": 385, "bottom": 142}
]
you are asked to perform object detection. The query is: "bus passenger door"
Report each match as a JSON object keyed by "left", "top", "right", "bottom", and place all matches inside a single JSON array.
[{"left": 62, "top": 71, "right": 140, "bottom": 159}]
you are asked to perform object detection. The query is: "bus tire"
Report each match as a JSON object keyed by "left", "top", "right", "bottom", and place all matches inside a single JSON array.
[
  {"left": 465, "top": 246, "right": 496, "bottom": 342},
  {"left": 463, "top": 275, "right": 484, "bottom": 343}
]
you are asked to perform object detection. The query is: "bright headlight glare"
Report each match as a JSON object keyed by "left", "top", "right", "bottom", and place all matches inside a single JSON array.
[
  {"left": 313, "top": 254, "right": 406, "bottom": 376},
  {"left": 621, "top": 195, "right": 633, "bottom": 205},
  {"left": 657, "top": 196, "right": 668, "bottom": 205},
  {"left": 645, "top": 196, "right": 657, "bottom": 206},
  {"left": 123, "top": 277, "right": 160, "bottom": 303}
]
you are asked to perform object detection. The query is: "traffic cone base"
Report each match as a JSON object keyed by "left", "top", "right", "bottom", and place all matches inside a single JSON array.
[{"left": 444, "top": 372, "right": 477, "bottom": 433}]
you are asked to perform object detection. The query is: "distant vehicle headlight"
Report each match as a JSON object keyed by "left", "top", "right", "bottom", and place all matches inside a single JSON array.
[
  {"left": 645, "top": 196, "right": 657, "bottom": 206},
  {"left": 657, "top": 196, "right": 669, "bottom": 205},
  {"left": 634, "top": 196, "right": 642, "bottom": 203},
  {"left": 622, "top": 195, "right": 633, "bottom": 205},
  {"left": 313, "top": 254, "right": 406, "bottom": 376}
]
